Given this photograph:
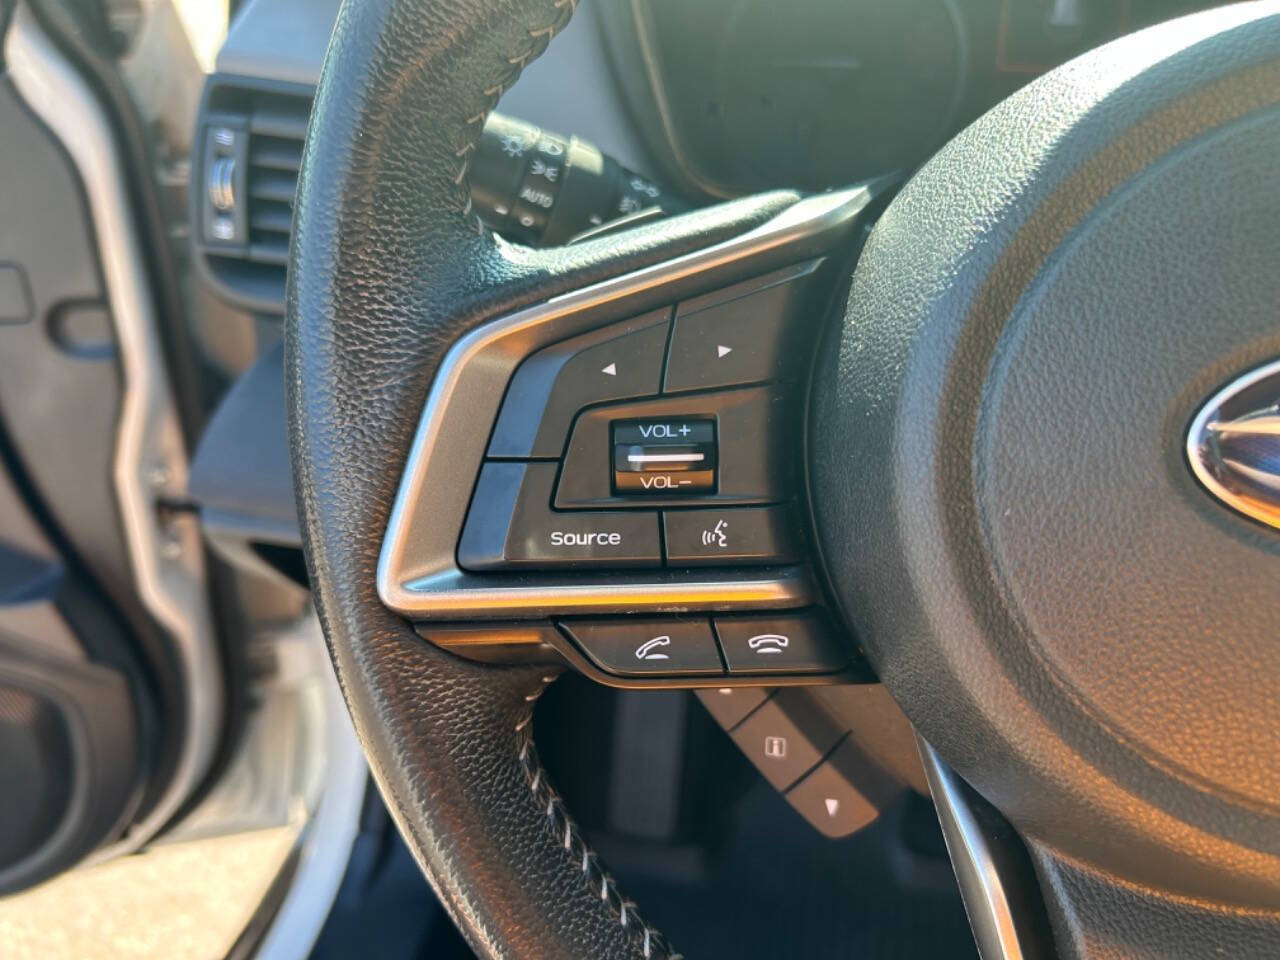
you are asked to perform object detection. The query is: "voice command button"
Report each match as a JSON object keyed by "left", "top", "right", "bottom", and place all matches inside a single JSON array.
[{"left": 662, "top": 506, "right": 798, "bottom": 565}]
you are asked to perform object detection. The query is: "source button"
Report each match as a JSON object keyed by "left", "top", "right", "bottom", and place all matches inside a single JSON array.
[{"left": 458, "top": 462, "right": 660, "bottom": 570}]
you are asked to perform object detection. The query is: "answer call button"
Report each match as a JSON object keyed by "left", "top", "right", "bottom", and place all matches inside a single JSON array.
[{"left": 558, "top": 619, "right": 723, "bottom": 677}]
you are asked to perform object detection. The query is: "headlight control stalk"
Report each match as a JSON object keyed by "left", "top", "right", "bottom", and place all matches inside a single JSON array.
[{"left": 471, "top": 113, "right": 685, "bottom": 246}]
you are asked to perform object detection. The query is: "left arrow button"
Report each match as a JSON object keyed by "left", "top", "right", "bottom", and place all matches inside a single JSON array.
[{"left": 487, "top": 309, "right": 669, "bottom": 458}]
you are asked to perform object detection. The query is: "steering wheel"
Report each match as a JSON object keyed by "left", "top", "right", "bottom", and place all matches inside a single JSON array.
[{"left": 285, "top": 1, "right": 1280, "bottom": 957}]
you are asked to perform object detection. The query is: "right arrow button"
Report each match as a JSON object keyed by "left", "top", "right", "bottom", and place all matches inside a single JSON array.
[{"left": 663, "top": 260, "right": 822, "bottom": 393}]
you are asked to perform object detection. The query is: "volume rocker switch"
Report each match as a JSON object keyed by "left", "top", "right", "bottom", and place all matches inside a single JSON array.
[{"left": 613, "top": 418, "right": 717, "bottom": 494}]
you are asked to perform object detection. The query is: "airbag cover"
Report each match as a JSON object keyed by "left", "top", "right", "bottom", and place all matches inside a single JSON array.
[{"left": 811, "top": 4, "right": 1280, "bottom": 906}]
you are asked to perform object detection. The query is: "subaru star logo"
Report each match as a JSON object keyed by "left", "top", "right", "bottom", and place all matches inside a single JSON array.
[{"left": 1186, "top": 359, "right": 1280, "bottom": 531}]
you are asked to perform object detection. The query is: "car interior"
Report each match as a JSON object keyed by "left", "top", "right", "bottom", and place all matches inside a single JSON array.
[{"left": 0, "top": 0, "right": 1278, "bottom": 957}]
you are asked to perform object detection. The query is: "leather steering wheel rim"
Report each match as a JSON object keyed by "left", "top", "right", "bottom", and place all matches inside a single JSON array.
[
  {"left": 288, "top": 0, "right": 1280, "bottom": 957},
  {"left": 284, "top": 0, "right": 802, "bottom": 956}
]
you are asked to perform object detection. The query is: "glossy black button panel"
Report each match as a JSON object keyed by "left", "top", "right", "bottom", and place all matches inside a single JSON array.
[
  {"left": 463, "top": 267, "right": 821, "bottom": 578},
  {"left": 784, "top": 737, "right": 903, "bottom": 838},
  {"left": 555, "top": 387, "right": 793, "bottom": 509},
  {"left": 613, "top": 418, "right": 717, "bottom": 494},
  {"left": 458, "top": 462, "right": 660, "bottom": 570},
  {"left": 663, "top": 506, "right": 798, "bottom": 566},
  {"left": 664, "top": 260, "right": 821, "bottom": 393},
  {"left": 727, "top": 689, "right": 843, "bottom": 790},
  {"left": 487, "top": 309, "right": 670, "bottom": 459},
  {"left": 694, "top": 686, "right": 771, "bottom": 728},
  {"left": 560, "top": 618, "right": 723, "bottom": 676},
  {"left": 715, "top": 612, "right": 848, "bottom": 674}
]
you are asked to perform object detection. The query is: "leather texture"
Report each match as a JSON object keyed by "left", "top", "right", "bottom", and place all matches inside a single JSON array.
[
  {"left": 284, "top": 0, "right": 799, "bottom": 957},
  {"left": 810, "top": 3, "right": 1280, "bottom": 954}
]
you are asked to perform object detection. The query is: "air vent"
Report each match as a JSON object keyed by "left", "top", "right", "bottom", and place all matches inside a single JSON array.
[{"left": 193, "top": 77, "right": 314, "bottom": 315}]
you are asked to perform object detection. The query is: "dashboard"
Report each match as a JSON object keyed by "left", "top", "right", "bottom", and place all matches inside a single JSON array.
[
  {"left": 190, "top": 0, "right": 1235, "bottom": 325},
  {"left": 597, "top": 0, "right": 1236, "bottom": 196},
  {"left": 193, "top": 0, "right": 1236, "bottom": 318},
  {"left": 216, "top": 0, "right": 1235, "bottom": 204},
  {"left": 186, "top": 0, "right": 1243, "bottom": 599}
]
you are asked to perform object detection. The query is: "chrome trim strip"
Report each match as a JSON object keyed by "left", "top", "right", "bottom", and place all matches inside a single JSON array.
[
  {"left": 1186, "top": 357, "right": 1280, "bottom": 531},
  {"left": 378, "top": 187, "right": 872, "bottom": 618},
  {"left": 7, "top": 6, "right": 224, "bottom": 854},
  {"left": 917, "top": 737, "right": 1024, "bottom": 960}
]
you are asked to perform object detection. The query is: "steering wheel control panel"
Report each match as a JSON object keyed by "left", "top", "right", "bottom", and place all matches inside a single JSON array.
[
  {"left": 444, "top": 257, "right": 858, "bottom": 685},
  {"left": 382, "top": 188, "right": 883, "bottom": 689},
  {"left": 458, "top": 260, "right": 817, "bottom": 574}
]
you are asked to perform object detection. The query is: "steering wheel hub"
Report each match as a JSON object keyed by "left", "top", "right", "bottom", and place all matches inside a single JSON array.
[{"left": 812, "top": 4, "right": 1280, "bottom": 906}]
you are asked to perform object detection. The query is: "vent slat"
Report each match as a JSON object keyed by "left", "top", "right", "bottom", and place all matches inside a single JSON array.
[
  {"left": 248, "top": 105, "right": 309, "bottom": 141},
  {"left": 249, "top": 136, "right": 303, "bottom": 173},
  {"left": 199, "top": 81, "right": 310, "bottom": 309},
  {"left": 247, "top": 236, "right": 291, "bottom": 266},
  {"left": 247, "top": 168, "right": 298, "bottom": 205},
  {"left": 248, "top": 201, "right": 293, "bottom": 234}
]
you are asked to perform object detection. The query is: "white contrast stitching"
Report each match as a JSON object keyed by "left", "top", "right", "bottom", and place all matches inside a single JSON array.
[
  {"left": 450, "top": 0, "right": 578, "bottom": 229},
  {"left": 515, "top": 671, "right": 678, "bottom": 959}
]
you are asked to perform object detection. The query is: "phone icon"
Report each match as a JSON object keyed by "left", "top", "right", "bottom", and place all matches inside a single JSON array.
[
  {"left": 635, "top": 635, "right": 672, "bottom": 661},
  {"left": 747, "top": 633, "right": 789, "bottom": 655}
]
